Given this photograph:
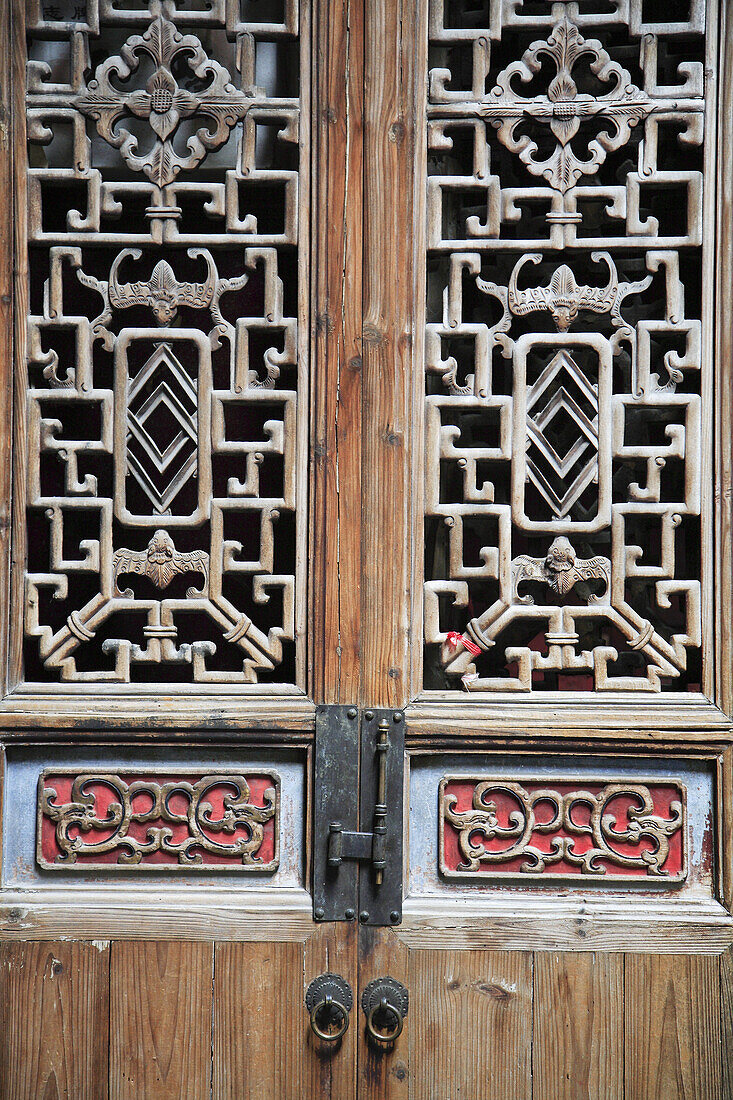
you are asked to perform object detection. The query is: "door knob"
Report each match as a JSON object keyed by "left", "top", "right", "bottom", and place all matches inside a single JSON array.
[
  {"left": 305, "top": 973, "right": 353, "bottom": 1042},
  {"left": 361, "top": 977, "right": 409, "bottom": 1045}
]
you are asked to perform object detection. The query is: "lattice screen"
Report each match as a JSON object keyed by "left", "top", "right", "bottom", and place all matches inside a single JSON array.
[
  {"left": 21, "top": 0, "right": 306, "bottom": 688},
  {"left": 424, "top": 0, "right": 709, "bottom": 694}
]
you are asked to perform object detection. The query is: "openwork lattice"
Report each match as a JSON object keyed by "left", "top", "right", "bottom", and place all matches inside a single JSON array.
[
  {"left": 424, "top": 0, "right": 707, "bottom": 693},
  {"left": 23, "top": 0, "right": 304, "bottom": 686}
]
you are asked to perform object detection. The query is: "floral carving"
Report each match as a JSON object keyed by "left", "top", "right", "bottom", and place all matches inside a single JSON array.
[
  {"left": 512, "top": 537, "right": 610, "bottom": 604},
  {"left": 73, "top": 1, "right": 252, "bottom": 187},
  {"left": 440, "top": 778, "right": 686, "bottom": 881},
  {"left": 481, "top": 18, "right": 653, "bottom": 193},
  {"left": 38, "top": 772, "right": 279, "bottom": 869},
  {"left": 113, "top": 530, "right": 210, "bottom": 598}
]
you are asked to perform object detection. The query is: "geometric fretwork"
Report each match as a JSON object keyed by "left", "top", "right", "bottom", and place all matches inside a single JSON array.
[
  {"left": 525, "top": 350, "right": 599, "bottom": 522},
  {"left": 22, "top": 1, "right": 304, "bottom": 687},
  {"left": 425, "top": 2, "right": 707, "bottom": 693},
  {"left": 125, "top": 343, "right": 199, "bottom": 518}
]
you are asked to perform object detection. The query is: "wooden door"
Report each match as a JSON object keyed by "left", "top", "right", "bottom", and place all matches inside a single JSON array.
[
  {"left": 353, "top": 0, "right": 733, "bottom": 1096},
  {"left": 0, "top": 0, "right": 358, "bottom": 1095},
  {"left": 2, "top": 1, "right": 733, "bottom": 1098}
]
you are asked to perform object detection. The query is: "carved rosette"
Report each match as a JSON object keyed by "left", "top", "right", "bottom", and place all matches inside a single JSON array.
[
  {"left": 481, "top": 18, "right": 653, "bottom": 194},
  {"left": 38, "top": 771, "right": 280, "bottom": 870},
  {"left": 73, "top": 2, "right": 252, "bottom": 189},
  {"left": 440, "top": 777, "right": 686, "bottom": 883}
]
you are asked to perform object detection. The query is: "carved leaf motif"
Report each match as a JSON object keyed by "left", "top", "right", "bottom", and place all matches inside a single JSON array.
[{"left": 39, "top": 772, "right": 279, "bottom": 869}]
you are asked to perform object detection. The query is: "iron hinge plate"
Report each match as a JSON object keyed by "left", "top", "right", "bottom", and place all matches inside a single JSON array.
[{"left": 313, "top": 706, "right": 404, "bottom": 926}]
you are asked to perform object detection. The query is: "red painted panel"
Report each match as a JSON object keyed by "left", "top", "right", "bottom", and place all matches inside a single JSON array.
[
  {"left": 38, "top": 771, "right": 279, "bottom": 871},
  {"left": 440, "top": 777, "right": 686, "bottom": 882}
]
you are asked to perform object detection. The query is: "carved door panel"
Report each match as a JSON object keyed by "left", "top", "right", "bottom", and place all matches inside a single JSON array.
[
  {"left": 2, "top": 0, "right": 733, "bottom": 1097},
  {"left": 0, "top": 1, "right": 361, "bottom": 1097},
  {"left": 353, "top": 0, "right": 733, "bottom": 1096}
]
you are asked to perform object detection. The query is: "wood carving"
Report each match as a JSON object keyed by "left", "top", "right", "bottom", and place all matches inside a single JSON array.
[
  {"left": 113, "top": 530, "right": 209, "bottom": 598},
  {"left": 425, "top": 3, "right": 706, "bottom": 692},
  {"left": 73, "top": 2, "right": 252, "bottom": 187},
  {"left": 481, "top": 18, "right": 654, "bottom": 193},
  {"left": 23, "top": 1, "right": 303, "bottom": 686},
  {"left": 478, "top": 253, "right": 653, "bottom": 333},
  {"left": 512, "top": 537, "right": 610, "bottom": 603},
  {"left": 38, "top": 770, "right": 279, "bottom": 870},
  {"left": 440, "top": 777, "right": 686, "bottom": 882}
]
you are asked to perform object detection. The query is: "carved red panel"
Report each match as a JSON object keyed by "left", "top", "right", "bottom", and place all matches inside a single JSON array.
[
  {"left": 440, "top": 777, "right": 686, "bottom": 883},
  {"left": 38, "top": 770, "right": 279, "bottom": 871}
]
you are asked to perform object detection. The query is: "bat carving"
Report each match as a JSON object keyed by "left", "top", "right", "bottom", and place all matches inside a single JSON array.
[
  {"left": 113, "top": 530, "right": 209, "bottom": 598},
  {"left": 512, "top": 536, "right": 610, "bottom": 604}
]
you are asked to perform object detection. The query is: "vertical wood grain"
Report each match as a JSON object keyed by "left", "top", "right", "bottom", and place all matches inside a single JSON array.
[
  {"left": 8, "top": 0, "right": 26, "bottom": 692},
  {"left": 0, "top": 0, "right": 13, "bottom": 698},
  {"left": 721, "top": 948, "right": 733, "bottom": 1100},
  {"left": 213, "top": 940, "right": 306, "bottom": 1099},
  {"left": 304, "top": 921, "right": 359, "bottom": 1100},
  {"left": 310, "top": 0, "right": 364, "bottom": 703},
  {"left": 532, "top": 951, "right": 623, "bottom": 1100},
  {"left": 109, "top": 941, "right": 212, "bottom": 1100},
  {"left": 357, "top": 926, "right": 410, "bottom": 1099},
  {"left": 0, "top": 940, "right": 110, "bottom": 1100},
  {"left": 409, "top": 949, "right": 532, "bottom": 1100},
  {"left": 716, "top": 0, "right": 733, "bottom": 719},
  {"left": 361, "top": 0, "right": 422, "bottom": 707},
  {"left": 624, "top": 953, "right": 722, "bottom": 1099}
]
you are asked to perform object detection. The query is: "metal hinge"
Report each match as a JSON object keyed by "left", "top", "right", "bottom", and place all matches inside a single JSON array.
[{"left": 313, "top": 706, "right": 404, "bottom": 926}]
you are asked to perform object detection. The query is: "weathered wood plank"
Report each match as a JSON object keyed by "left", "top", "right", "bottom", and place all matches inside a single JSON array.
[
  {"left": 409, "top": 948, "right": 532, "bottom": 1100},
  {"left": 357, "top": 927, "right": 410, "bottom": 1100},
  {"left": 304, "top": 921, "right": 358, "bottom": 1100},
  {"left": 0, "top": 890, "right": 316, "bottom": 941},
  {"left": 309, "top": 0, "right": 364, "bottom": 703},
  {"left": 396, "top": 901, "right": 732, "bottom": 955},
  {"left": 0, "top": 0, "right": 13, "bottom": 700},
  {"left": 624, "top": 953, "right": 722, "bottom": 1099},
  {"left": 361, "top": 0, "right": 422, "bottom": 707},
  {"left": 8, "top": 0, "right": 27, "bottom": 694},
  {"left": 109, "top": 941, "right": 212, "bottom": 1100},
  {"left": 721, "top": 947, "right": 733, "bottom": 1099},
  {"left": 714, "top": 0, "right": 733, "bottom": 720},
  {"left": 213, "top": 941, "right": 305, "bottom": 1098},
  {"left": 532, "top": 951, "right": 623, "bottom": 1100},
  {"left": 0, "top": 940, "right": 109, "bottom": 1100}
]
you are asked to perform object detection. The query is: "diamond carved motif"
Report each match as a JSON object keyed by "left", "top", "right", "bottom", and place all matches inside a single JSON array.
[
  {"left": 126, "top": 342, "right": 199, "bottom": 518},
  {"left": 525, "top": 350, "right": 598, "bottom": 521}
]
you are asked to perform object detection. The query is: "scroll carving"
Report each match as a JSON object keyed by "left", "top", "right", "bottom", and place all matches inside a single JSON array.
[
  {"left": 440, "top": 777, "right": 686, "bottom": 882},
  {"left": 38, "top": 770, "right": 279, "bottom": 870},
  {"left": 23, "top": 1, "right": 303, "bottom": 686},
  {"left": 425, "top": 3, "right": 707, "bottom": 693}
]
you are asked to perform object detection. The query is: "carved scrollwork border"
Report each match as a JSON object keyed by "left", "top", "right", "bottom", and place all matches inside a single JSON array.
[
  {"left": 36, "top": 768, "right": 281, "bottom": 871},
  {"left": 439, "top": 774, "right": 688, "bottom": 884}
]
